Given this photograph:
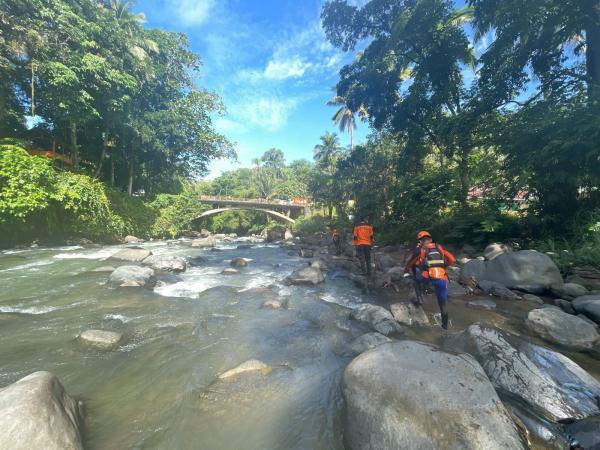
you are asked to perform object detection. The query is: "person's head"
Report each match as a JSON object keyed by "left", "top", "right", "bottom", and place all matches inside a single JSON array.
[
  {"left": 416, "top": 230, "right": 432, "bottom": 244},
  {"left": 361, "top": 216, "right": 369, "bottom": 224}
]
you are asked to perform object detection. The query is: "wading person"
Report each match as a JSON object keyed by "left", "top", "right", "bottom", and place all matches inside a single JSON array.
[
  {"left": 352, "top": 217, "right": 374, "bottom": 276},
  {"left": 404, "top": 231, "right": 456, "bottom": 329}
]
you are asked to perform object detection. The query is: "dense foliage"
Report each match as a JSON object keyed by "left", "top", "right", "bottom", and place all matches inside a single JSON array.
[{"left": 315, "top": 0, "right": 600, "bottom": 252}]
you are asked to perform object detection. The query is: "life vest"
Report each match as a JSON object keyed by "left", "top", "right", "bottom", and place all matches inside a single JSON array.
[
  {"left": 419, "top": 243, "right": 447, "bottom": 280},
  {"left": 332, "top": 229, "right": 338, "bottom": 238},
  {"left": 353, "top": 224, "right": 373, "bottom": 245}
]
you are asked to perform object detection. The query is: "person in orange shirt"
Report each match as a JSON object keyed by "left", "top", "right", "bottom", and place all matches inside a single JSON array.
[
  {"left": 331, "top": 227, "right": 342, "bottom": 255},
  {"left": 352, "top": 217, "right": 374, "bottom": 275},
  {"left": 404, "top": 231, "right": 456, "bottom": 329}
]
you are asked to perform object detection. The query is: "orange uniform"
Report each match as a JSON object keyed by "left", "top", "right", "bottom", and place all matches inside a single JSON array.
[
  {"left": 332, "top": 228, "right": 338, "bottom": 238},
  {"left": 352, "top": 224, "right": 374, "bottom": 245}
]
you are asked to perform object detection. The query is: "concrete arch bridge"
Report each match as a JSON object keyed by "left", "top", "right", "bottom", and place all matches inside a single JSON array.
[{"left": 195, "top": 196, "right": 311, "bottom": 225}]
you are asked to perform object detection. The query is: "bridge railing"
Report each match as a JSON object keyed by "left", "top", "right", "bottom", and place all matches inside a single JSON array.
[{"left": 199, "top": 195, "right": 309, "bottom": 206}]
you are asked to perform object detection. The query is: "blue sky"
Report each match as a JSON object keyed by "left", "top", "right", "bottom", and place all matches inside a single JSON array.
[{"left": 135, "top": 0, "right": 371, "bottom": 178}]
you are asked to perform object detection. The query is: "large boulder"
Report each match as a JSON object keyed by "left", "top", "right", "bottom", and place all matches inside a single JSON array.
[
  {"left": 462, "top": 250, "right": 562, "bottom": 294},
  {"left": 284, "top": 228, "right": 294, "bottom": 240},
  {"left": 109, "top": 248, "right": 152, "bottom": 262},
  {"left": 565, "top": 415, "right": 600, "bottom": 450},
  {"left": 350, "top": 304, "right": 404, "bottom": 336},
  {"left": 123, "top": 235, "right": 143, "bottom": 244},
  {"left": 478, "top": 280, "right": 520, "bottom": 300},
  {"left": 0, "top": 371, "right": 84, "bottom": 450},
  {"left": 230, "top": 257, "right": 248, "bottom": 268},
  {"left": 142, "top": 255, "right": 187, "bottom": 273},
  {"left": 572, "top": 294, "right": 600, "bottom": 324},
  {"left": 390, "top": 302, "right": 429, "bottom": 326},
  {"left": 567, "top": 266, "right": 600, "bottom": 291},
  {"left": 525, "top": 307, "right": 599, "bottom": 351},
  {"left": 348, "top": 332, "right": 392, "bottom": 354},
  {"left": 342, "top": 341, "right": 526, "bottom": 450},
  {"left": 108, "top": 265, "right": 155, "bottom": 288},
  {"left": 191, "top": 237, "right": 216, "bottom": 248},
  {"left": 444, "top": 323, "right": 600, "bottom": 421},
  {"left": 550, "top": 282, "right": 588, "bottom": 300},
  {"left": 77, "top": 329, "right": 125, "bottom": 349},
  {"left": 484, "top": 242, "right": 512, "bottom": 260},
  {"left": 266, "top": 226, "right": 286, "bottom": 242},
  {"left": 285, "top": 266, "right": 325, "bottom": 285}
]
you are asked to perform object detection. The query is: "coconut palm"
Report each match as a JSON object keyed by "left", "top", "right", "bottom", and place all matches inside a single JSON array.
[
  {"left": 313, "top": 132, "right": 341, "bottom": 163},
  {"left": 327, "top": 96, "right": 368, "bottom": 150}
]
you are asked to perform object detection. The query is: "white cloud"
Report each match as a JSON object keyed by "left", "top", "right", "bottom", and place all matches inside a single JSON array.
[
  {"left": 214, "top": 117, "right": 247, "bottom": 134},
  {"left": 169, "top": 0, "right": 214, "bottom": 26},
  {"left": 264, "top": 56, "right": 313, "bottom": 79},
  {"left": 238, "top": 96, "right": 299, "bottom": 131}
]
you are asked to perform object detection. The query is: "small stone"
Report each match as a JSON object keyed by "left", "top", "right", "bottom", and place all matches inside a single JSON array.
[
  {"left": 90, "top": 266, "right": 116, "bottom": 273},
  {"left": 230, "top": 257, "right": 248, "bottom": 268},
  {"left": 522, "top": 294, "right": 544, "bottom": 304},
  {"left": 218, "top": 359, "right": 272, "bottom": 379},
  {"left": 261, "top": 299, "right": 286, "bottom": 309},
  {"left": 222, "top": 268, "right": 239, "bottom": 275},
  {"left": 78, "top": 329, "right": 125, "bottom": 349}
]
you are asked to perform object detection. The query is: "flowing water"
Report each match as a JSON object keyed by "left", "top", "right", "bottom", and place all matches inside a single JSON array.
[{"left": 1, "top": 239, "right": 599, "bottom": 449}]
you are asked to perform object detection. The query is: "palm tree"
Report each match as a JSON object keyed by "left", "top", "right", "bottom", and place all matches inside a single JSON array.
[
  {"left": 327, "top": 96, "right": 368, "bottom": 150},
  {"left": 313, "top": 132, "right": 341, "bottom": 163}
]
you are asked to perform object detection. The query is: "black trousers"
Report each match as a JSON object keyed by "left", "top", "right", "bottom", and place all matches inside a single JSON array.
[
  {"left": 333, "top": 236, "right": 341, "bottom": 255},
  {"left": 356, "top": 245, "right": 372, "bottom": 275}
]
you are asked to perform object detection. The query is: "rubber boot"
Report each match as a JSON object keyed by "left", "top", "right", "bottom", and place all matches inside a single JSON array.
[{"left": 441, "top": 313, "right": 449, "bottom": 330}]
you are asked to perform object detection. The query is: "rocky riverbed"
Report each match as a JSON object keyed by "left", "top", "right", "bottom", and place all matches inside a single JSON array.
[{"left": 0, "top": 233, "right": 599, "bottom": 449}]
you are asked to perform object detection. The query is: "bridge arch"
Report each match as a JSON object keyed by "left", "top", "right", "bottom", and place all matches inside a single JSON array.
[{"left": 195, "top": 207, "right": 295, "bottom": 224}]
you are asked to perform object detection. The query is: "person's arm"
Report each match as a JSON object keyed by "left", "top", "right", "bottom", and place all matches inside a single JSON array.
[
  {"left": 352, "top": 227, "right": 358, "bottom": 242},
  {"left": 404, "top": 247, "right": 421, "bottom": 272},
  {"left": 440, "top": 245, "right": 456, "bottom": 266},
  {"left": 370, "top": 226, "right": 374, "bottom": 244}
]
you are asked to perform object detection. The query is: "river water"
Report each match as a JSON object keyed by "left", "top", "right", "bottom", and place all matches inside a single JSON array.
[{"left": 1, "top": 238, "right": 599, "bottom": 449}]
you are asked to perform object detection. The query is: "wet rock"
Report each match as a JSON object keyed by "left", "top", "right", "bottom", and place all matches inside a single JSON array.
[
  {"left": 142, "top": 255, "right": 187, "bottom": 273},
  {"left": 218, "top": 359, "right": 272, "bottom": 380},
  {"left": 285, "top": 266, "right": 325, "bottom": 285},
  {"left": 572, "top": 294, "right": 600, "bottom": 324},
  {"left": 298, "top": 248, "right": 314, "bottom": 258},
  {"left": 522, "top": 293, "right": 544, "bottom": 304},
  {"left": 463, "top": 250, "right": 562, "bottom": 294},
  {"left": 209, "top": 248, "right": 223, "bottom": 253},
  {"left": 565, "top": 415, "right": 600, "bottom": 450},
  {"left": 386, "top": 266, "right": 405, "bottom": 282},
  {"left": 230, "top": 257, "right": 248, "bottom": 268},
  {"left": 567, "top": 267, "right": 600, "bottom": 291},
  {"left": 261, "top": 298, "right": 287, "bottom": 310},
  {"left": 447, "top": 279, "right": 469, "bottom": 297},
  {"left": 468, "top": 299, "right": 497, "bottom": 310},
  {"left": 191, "top": 236, "right": 216, "bottom": 248},
  {"left": 444, "top": 323, "right": 600, "bottom": 421},
  {"left": 550, "top": 282, "right": 588, "bottom": 300},
  {"left": 351, "top": 304, "right": 404, "bottom": 336},
  {"left": 526, "top": 307, "right": 599, "bottom": 351},
  {"left": 377, "top": 255, "right": 395, "bottom": 270},
  {"left": 236, "top": 244, "right": 253, "bottom": 250},
  {"left": 0, "top": 371, "right": 84, "bottom": 450},
  {"left": 343, "top": 341, "right": 526, "bottom": 450},
  {"left": 309, "top": 258, "right": 328, "bottom": 271},
  {"left": 108, "top": 265, "right": 155, "bottom": 288},
  {"left": 390, "top": 302, "right": 429, "bottom": 326},
  {"left": 284, "top": 228, "right": 294, "bottom": 240},
  {"left": 484, "top": 242, "right": 512, "bottom": 260},
  {"left": 77, "top": 329, "right": 125, "bottom": 349},
  {"left": 90, "top": 265, "right": 115, "bottom": 273},
  {"left": 266, "top": 226, "right": 286, "bottom": 242},
  {"left": 348, "top": 332, "right": 392, "bottom": 354},
  {"left": 221, "top": 268, "right": 239, "bottom": 275},
  {"left": 109, "top": 248, "right": 152, "bottom": 262},
  {"left": 554, "top": 298, "right": 575, "bottom": 314},
  {"left": 478, "top": 280, "right": 520, "bottom": 300},
  {"left": 123, "top": 235, "right": 143, "bottom": 244}
]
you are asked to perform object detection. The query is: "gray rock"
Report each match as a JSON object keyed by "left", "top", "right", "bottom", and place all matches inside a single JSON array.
[
  {"left": 109, "top": 248, "right": 152, "bottom": 262},
  {"left": 464, "top": 251, "right": 562, "bottom": 294},
  {"left": 90, "top": 265, "right": 115, "bottom": 273},
  {"left": 108, "top": 265, "right": 155, "bottom": 288},
  {"left": 342, "top": 341, "right": 526, "bottom": 450},
  {"left": 142, "top": 255, "right": 187, "bottom": 272},
  {"left": 309, "top": 258, "right": 328, "bottom": 271},
  {"left": 522, "top": 293, "right": 544, "bottom": 304},
  {"left": 554, "top": 298, "right": 575, "bottom": 314},
  {"left": 351, "top": 304, "right": 404, "bottom": 336},
  {"left": 525, "top": 307, "right": 599, "bottom": 351},
  {"left": 444, "top": 323, "right": 600, "bottom": 421},
  {"left": 0, "top": 371, "right": 84, "bottom": 450},
  {"left": 285, "top": 266, "right": 325, "bottom": 285},
  {"left": 221, "top": 268, "right": 239, "bottom": 275},
  {"left": 230, "top": 257, "right": 248, "bottom": 268},
  {"left": 348, "top": 332, "right": 392, "bottom": 354},
  {"left": 565, "top": 415, "right": 600, "bottom": 450},
  {"left": 261, "top": 299, "right": 287, "bottom": 309},
  {"left": 478, "top": 280, "right": 520, "bottom": 299},
  {"left": 390, "top": 302, "right": 429, "bottom": 326},
  {"left": 191, "top": 236, "right": 216, "bottom": 248},
  {"left": 572, "top": 295, "right": 600, "bottom": 324},
  {"left": 448, "top": 279, "right": 469, "bottom": 297},
  {"left": 377, "top": 255, "right": 395, "bottom": 270},
  {"left": 123, "top": 235, "right": 143, "bottom": 244},
  {"left": 484, "top": 242, "right": 512, "bottom": 260},
  {"left": 284, "top": 228, "right": 294, "bottom": 240},
  {"left": 77, "top": 329, "right": 125, "bottom": 349},
  {"left": 468, "top": 299, "right": 497, "bottom": 310},
  {"left": 298, "top": 248, "right": 314, "bottom": 258},
  {"left": 550, "top": 282, "right": 588, "bottom": 300},
  {"left": 218, "top": 359, "right": 272, "bottom": 379},
  {"left": 266, "top": 226, "right": 286, "bottom": 242},
  {"left": 386, "top": 266, "right": 405, "bottom": 282}
]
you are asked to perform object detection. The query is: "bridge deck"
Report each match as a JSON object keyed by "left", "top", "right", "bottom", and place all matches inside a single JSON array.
[{"left": 198, "top": 196, "right": 308, "bottom": 210}]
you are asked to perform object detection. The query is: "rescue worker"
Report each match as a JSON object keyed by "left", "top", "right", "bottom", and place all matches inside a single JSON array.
[
  {"left": 404, "top": 231, "right": 456, "bottom": 329},
  {"left": 352, "top": 218, "right": 374, "bottom": 276},
  {"left": 331, "top": 227, "right": 342, "bottom": 255}
]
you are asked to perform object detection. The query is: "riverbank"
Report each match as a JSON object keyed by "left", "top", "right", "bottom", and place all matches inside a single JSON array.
[{"left": 0, "top": 234, "right": 599, "bottom": 449}]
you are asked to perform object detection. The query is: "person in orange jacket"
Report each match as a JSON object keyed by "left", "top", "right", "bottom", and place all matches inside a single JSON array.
[
  {"left": 404, "top": 231, "right": 456, "bottom": 329},
  {"left": 353, "top": 217, "right": 374, "bottom": 275},
  {"left": 331, "top": 227, "right": 342, "bottom": 255}
]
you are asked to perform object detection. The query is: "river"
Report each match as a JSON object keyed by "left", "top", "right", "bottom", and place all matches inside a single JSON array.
[{"left": 1, "top": 238, "right": 599, "bottom": 449}]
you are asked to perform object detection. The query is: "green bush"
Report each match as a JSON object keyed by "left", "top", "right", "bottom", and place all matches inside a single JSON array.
[
  {"left": 294, "top": 214, "right": 330, "bottom": 235},
  {"left": 149, "top": 191, "right": 207, "bottom": 238}
]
